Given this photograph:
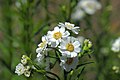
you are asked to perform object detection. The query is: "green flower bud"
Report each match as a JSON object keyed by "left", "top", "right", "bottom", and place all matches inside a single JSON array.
[{"left": 88, "top": 42, "right": 92, "bottom": 48}]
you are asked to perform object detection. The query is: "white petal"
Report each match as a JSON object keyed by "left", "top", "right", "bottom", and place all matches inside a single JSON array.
[
  {"left": 49, "top": 38, "right": 56, "bottom": 42},
  {"left": 70, "top": 52, "right": 77, "bottom": 57},
  {"left": 73, "top": 41, "right": 80, "bottom": 47},
  {"left": 51, "top": 41, "right": 58, "bottom": 47},
  {"left": 36, "top": 48, "right": 42, "bottom": 53},
  {"left": 58, "top": 44, "right": 66, "bottom": 49},
  {"left": 54, "top": 27, "right": 60, "bottom": 32},
  {"left": 72, "top": 30, "right": 79, "bottom": 34},
  {"left": 71, "top": 57, "right": 78, "bottom": 69},
  {"left": 47, "top": 31, "right": 52, "bottom": 38},
  {"left": 74, "top": 47, "right": 81, "bottom": 53},
  {"left": 62, "top": 51, "right": 71, "bottom": 57},
  {"left": 37, "top": 53, "right": 42, "bottom": 57},
  {"left": 64, "top": 64, "right": 71, "bottom": 71},
  {"left": 59, "top": 49, "right": 67, "bottom": 53},
  {"left": 72, "top": 27, "right": 80, "bottom": 34},
  {"left": 60, "top": 27, "right": 65, "bottom": 33},
  {"left": 42, "top": 36, "right": 45, "bottom": 41},
  {"left": 62, "top": 31, "right": 70, "bottom": 38},
  {"left": 67, "top": 37, "right": 71, "bottom": 43},
  {"left": 70, "top": 37, "right": 76, "bottom": 43}
]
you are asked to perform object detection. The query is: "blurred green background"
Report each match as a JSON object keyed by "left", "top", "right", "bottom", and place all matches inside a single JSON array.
[{"left": 0, "top": 0, "right": 120, "bottom": 80}]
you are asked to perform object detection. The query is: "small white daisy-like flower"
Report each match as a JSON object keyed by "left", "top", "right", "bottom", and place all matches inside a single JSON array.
[
  {"left": 15, "top": 63, "right": 25, "bottom": 76},
  {"left": 59, "top": 37, "right": 81, "bottom": 58},
  {"left": 59, "top": 22, "right": 80, "bottom": 34},
  {"left": 36, "top": 36, "right": 48, "bottom": 54},
  {"left": 71, "top": 9, "right": 85, "bottom": 21},
  {"left": 47, "top": 26, "right": 70, "bottom": 47},
  {"left": 60, "top": 56, "right": 78, "bottom": 72},
  {"left": 111, "top": 37, "right": 120, "bottom": 52},
  {"left": 79, "top": 0, "right": 102, "bottom": 15}
]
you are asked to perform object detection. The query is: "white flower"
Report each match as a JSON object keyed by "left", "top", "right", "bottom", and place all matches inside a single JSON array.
[
  {"left": 36, "top": 36, "right": 48, "bottom": 54},
  {"left": 79, "top": 0, "right": 102, "bottom": 15},
  {"left": 21, "top": 59, "right": 27, "bottom": 65},
  {"left": 36, "top": 53, "right": 44, "bottom": 62},
  {"left": 25, "top": 66, "right": 30, "bottom": 71},
  {"left": 111, "top": 37, "right": 120, "bottom": 52},
  {"left": 60, "top": 56, "right": 78, "bottom": 72},
  {"left": 24, "top": 70, "right": 31, "bottom": 77},
  {"left": 15, "top": 63, "right": 25, "bottom": 76},
  {"left": 59, "top": 37, "right": 81, "bottom": 57},
  {"left": 71, "top": 9, "right": 85, "bottom": 21},
  {"left": 47, "top": 26, "right": 70, "bottom": 47},
  {"left": 63, "top": 22, "right": 80, "bottom": 34},
  {"left": 24, "top": 66, "right": 31, "bottom": 77},
  {"left": 21, "top": 55, "right": 28, "bottom": 65}
]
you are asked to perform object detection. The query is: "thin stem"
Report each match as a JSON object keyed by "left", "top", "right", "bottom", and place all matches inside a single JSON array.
[
  {"left": 77, "top": 67, "right": 85, "bottom": 79},
  {"left": 47, "top": 56, "right": 59, "bottom": 59},
  {"left": 67, "top": 0, "right": 73, "bottom": 22},
  {"left": 21, "top": 1, "right": 33, "bottom": 56},
  {"left": 64, "top": 70, "right": 68, "bottom": 80},
  {"left": 47, "top": 47, "right": 61, "bottom": 58}
]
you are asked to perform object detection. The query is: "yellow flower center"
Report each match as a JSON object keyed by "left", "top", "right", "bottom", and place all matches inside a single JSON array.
[
  {"left": 66, "top": 58, "right": 73, "bottom": 65},
  {"left": 39, "top": 41, "right": 46, "bottom": 48},
  {"left": 66, "top": 43, "right": 74, "bottom": 52},
  {"left": 53, "top": 32, "right": 62, "bottom": 40}
]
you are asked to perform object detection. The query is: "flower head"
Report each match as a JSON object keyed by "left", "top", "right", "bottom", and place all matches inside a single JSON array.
[
  {"left": 111, "top": 37, "right": 120, "bottom": 52},
  {"left": 112, "top": 66, "right": 119, "bottom": 73},
  {"left": 60, "top": 56, "right": 78, "bottom": 72},
  {"left": 59, "top": 22, "right": 80, "bottom": 34},
  {"left": 21, "top": 55, "right": 29, "bottom": 65},
  {"left": 36, "top": 36, "right": 48, "bottom": 54},
  {"left": 71, "top": 9, "right": 85, "bottom": 21},
  {"left": 24, "top": 70, "right": 31, "bottom": 77},
  {"left": 47, "top": 26, "right": 70, "bottom": 47},
  {"left": 15, "top": 63, "right": 25, "bottom": 75},
  {"left": 59, "top": 37, "right": 81, "bottom": 57},
  {"left": 79, "top": 0, "right": 102, "bottom": 15}
]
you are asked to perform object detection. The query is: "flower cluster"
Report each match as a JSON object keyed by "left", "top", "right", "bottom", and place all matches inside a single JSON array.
[
  {"left": 71, "top": 0, "right": 102, "bottom": 20},
  {"left": 112, "top": 66, "right": 119, "bottom": 73},
  {"left": 36, "top": 22, "right": 92, "bottom": 72},
  {"left": 15, "top": 55, "right": 31, "bottom": 77},
  {"left": 15, "top": 22, "right": 93, "bottom": 78},
  {"left": 111, "top": 37, "right": 120, "bottom": 52}
]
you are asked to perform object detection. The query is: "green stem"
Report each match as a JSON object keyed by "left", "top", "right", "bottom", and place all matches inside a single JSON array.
[
  {"left": 64, "top": 70, "right": 68, "bottom": 80},
  {"left": 67, "top": 0, "right": 72, "bottom": 22},
  {"left": 21, "top": 1, "right": 33, "bottom": 56}
]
